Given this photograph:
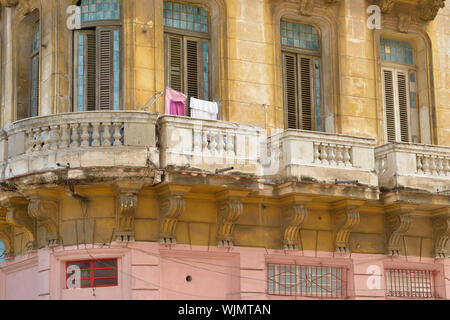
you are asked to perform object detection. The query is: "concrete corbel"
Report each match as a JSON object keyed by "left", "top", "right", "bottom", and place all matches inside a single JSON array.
[
  {"left": 385, "top": 203, "right": 417, "bottom": 256},
  {"left": 280, "top": 195, "right": 313, "bottom": 250},
  {"left": 157, "top": 184, "right": 192, "bottom": 244},
  {"left": 431, "top": 208, "right": 450, "bottom": 258},
  {"left": 332, "top": 200, "right": 364, "bottom": 253},
  {"left": 1, "top": 197, "right": 36, "bottom": 251},
  {"left": 113, "top": 182, "right": 144, "bottom": 242},
  {"left": 215, "top": 190, "right": 249, "bottom": 247}
]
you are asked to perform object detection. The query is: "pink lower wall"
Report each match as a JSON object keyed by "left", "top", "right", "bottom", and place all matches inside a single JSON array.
[{"left": 0, "top": 242, "right": 449, "bottom": 300}]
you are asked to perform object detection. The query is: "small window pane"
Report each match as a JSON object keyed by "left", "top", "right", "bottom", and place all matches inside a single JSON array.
[
  {"left": 94, "top": 260, "right": 117, "bottom": 269},
  {"left": 380, "top": 38, "right": 413, "bottom": 65},
  {"left": 80, "top": 0, "right": 121, "bottom": 23},
  {"left": 281, "top": 21, "right": 319, "bottom": 51},
  {"left": 94, "top": 277, "right": 118, "bottom": 287},
  {"left": 164, "top": 1, "right": 208, "bottom": 33}
]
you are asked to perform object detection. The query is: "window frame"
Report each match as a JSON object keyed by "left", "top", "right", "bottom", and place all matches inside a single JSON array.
[
  {"left": 267, "top": 262, "right": 348, "bottom": 299},
  {"left": 65, "top": 258, "right": 118, "bottom": 289},
  {"left": 163, "top": 1, "right": 212, "bottom": 115},
  {"left": 72, "top": 1, "right": 123, "bottom": 112},
  {"left": 29, "top": 22, "right": 40, "bottom": 118},
  {"left": 280, "top": 20, "right": 323, "bottom": 132},
  {"left": 385, "top": 268, "right": 436, "bottom": 299}
]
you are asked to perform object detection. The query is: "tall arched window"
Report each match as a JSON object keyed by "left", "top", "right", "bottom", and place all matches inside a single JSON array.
[
  {"left": 163, "top": 1, "right": 210, "bottom": 116},
  {"left": 380, "top": 38, "right": 418, "bottom": 143},
  {"left": 73, "top": 0, "right": 122, "bottom": 112},
  {"left": 281, "top": 20, "right": 322, "bottom": 132}
]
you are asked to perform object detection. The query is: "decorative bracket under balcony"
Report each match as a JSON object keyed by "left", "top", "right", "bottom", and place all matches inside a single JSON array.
[
  {"left": 431, "top": 208, "right": 450, "bottom": 258},
  {"left": 157, "top": 184, "right": 192, "bottom": 244},
  {"left": 332, "top": 200, "right": 364, "bottom": 253},
  {"left": 215, "top": 190, "right": 249, "bottom": 247},
  {"left": 1, "top": 197, "right": 36, "bottom": 251},
  {"left": 27, "top": 196, "right": 59, "bottom": 247},
  {"left": 375, "top": 0, "right": 446, "bottom": 22},
  {"left": 114, "top": 182, "right": 143, "bottom": 242},
  {"left": 385, "top": 203, "right": 417, "bottom": 256},
  {"left": 280, "top": 196, "right": 313, "bottom": 250}
]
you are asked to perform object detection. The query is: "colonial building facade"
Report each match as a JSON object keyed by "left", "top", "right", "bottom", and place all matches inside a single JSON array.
[{"left": 0, "top": 0, "right": 449, "bottom": 300}]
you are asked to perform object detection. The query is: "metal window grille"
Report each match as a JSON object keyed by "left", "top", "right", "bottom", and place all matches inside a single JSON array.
[
  {"left": 66, "top": 259, "right": 118, "bottom": 288},
  {"left": 385, "top": 269, "right": 435, "bottom": 298},
  {"left": 267, "top": 263, "right": 347, "bottom": 299}
]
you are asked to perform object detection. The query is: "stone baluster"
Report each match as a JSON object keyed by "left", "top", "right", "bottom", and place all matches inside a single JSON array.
[
  {"left": 226, "top": 132, "right": 235, "bottom": 157},
  {"left": 113, "top": 123, "right": 122, "bottom": 146},
  {"left": 422, "top": 156, "right": 430, "bottom": 175},
  {"left": 437, "top": 157, "right": 445, "bottom": 176},
  {"left": 59, "top": 124, "right": 70, "bottom": 149},
  {"left": 202, "top": 131, "right": 210, "bottom": 156},
  {"left": 431, "top": 156, "right": 438, "bottom": 176},
  {"left": 102, "top": 123, "right": 112, "bottom": 147},
  {"left": 217, "top": 132, "right": 224, "bottom": 155},
  {"left": 70, "top": 123, "right": 79, "bottom": 148},
  {"left": 193, "top": 129, "right": 201, "bottom": 154},
  {"left": 209, "top": 131, "right": 218, "bottom": 155},
  {"left": 41, "top": 127, "right": 50, "bottom": 151},
  {"left": 319, "top": 144, "right": 328, "bottom": 165},
  {"left": 80, "top": 123, "right": 90, "bottom": 147},
  {"left": 446, "top": 159, "right": 450, "bottom": 177},
  {"left": 313, "top": 142, "right": 320, "bottom": 163},
  {"left": 91, "top": 122, "right": 101, "bottom": 147},
  {"left": 344, "top": 146, "right": 352, "bottom": 167},
  {"left": 416, "top": 155, "right": 423, "bottom": 174},
  {"left": 328, "top": 144, "right": 336, "bottom": 166},
  {"left": 336, "top": 145, "right": 344, "bottom": 167}
]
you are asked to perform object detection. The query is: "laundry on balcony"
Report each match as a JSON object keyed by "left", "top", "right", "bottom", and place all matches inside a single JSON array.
[
  {"left": 165, "top": 87, "right": 187, "bottom": 116},
  {"left": 189, "top": 97, "right": 219, "bottom": 120}
]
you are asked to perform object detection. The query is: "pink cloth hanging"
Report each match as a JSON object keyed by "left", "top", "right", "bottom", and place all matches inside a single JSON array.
[{"left": 165, "top": 88, "right": 187, "bottom": 116}]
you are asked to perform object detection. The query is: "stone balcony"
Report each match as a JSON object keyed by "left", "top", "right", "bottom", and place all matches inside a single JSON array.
[
  {"left": 0, "top": 111, "right": 159, "bottom": 181},
  {"left": 0, "top": 112, "right": 448, "bottom": 197},
  {"left": 375, "top": 142, "right": 450, "bottom": 194}
]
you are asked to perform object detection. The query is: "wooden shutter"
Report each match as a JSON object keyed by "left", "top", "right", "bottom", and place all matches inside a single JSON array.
[
  {"left": 185, "top": 39, "right": 201, "bottom": 117},
  {"left": 299, "top": 57, "right": 313, "bottom": 131},
  {"left": 166, "top": 34, "right": 183, "bottom": 93},
  {"left": 97, "top": 28, "right": 114, "bottom": 110},
  {"left": 86, "top": 32, "right": 97, "bottom": 111},
  {"left": 397, "top": 72, "right": 409, "bottom": 143},
  {"left": 383, "top": 69, "right": 396, "bottom": 143},
  {"left": 283, "top": 53, "right": 299, "bottom": 129}
]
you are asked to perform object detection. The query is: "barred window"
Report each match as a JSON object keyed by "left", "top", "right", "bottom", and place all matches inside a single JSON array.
[
  {"left": 385, "top": 269, "right": 435, "bottom": 298},
  {"left": 66, "top": 259, "right": 118, "bottom": 288},
  {"left": 267, "top": 263, "right": 346, "bottom": 298}
]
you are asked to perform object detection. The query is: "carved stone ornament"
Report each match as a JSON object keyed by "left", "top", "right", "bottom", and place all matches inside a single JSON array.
[
  {"left": 2, "top": 198, "right": 36, "bottom": 251},
  {"left": 115, "top": 191, "right": 138, "bottom": 242},
  {"left": 419, "top": 0, "right": 446, "bottom": 21},
  {"left": 157, "top": 185, "right": 191, "bottom": 244},
  {"left": 398, "top": 13, "right": 412, "bottom": 33},
  {"left": 215, "top": 190, "right": 249, "bottom": 247},
  {"left": 28, "top": 198, "right": 59, "bottom": 246},
  {"left": 379, "top": 0, "right": 395, "bottom": 13},
  {"left": 0, "top": 210, "right": 14, "bottom": 258},
  {"left": 299, "top": 0, "right": 315, "bottom": 16},
  {"left": 385, "top": 204, "right": 417, "bottom": 256},
  {"left": 431, "top": 208, "right": 450, "bottom": 258},
  {"left": 333, "top": 201, "right": 363, "bottom": 253},
  {"left": 0, "top": 0, "right": 32, "bottom": 16}
]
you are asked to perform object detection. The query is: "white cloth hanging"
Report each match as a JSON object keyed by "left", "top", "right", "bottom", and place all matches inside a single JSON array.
[{"left": 190, "top": 97, "right": 219, "bottom": 120}]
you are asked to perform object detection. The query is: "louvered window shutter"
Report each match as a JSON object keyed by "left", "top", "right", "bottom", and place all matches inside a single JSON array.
[
  {"left": 283, "top": 53, "right": 299, "bottom": 129},
  {"left": 97, "top": 28, "right": 114, "bottom": 110},
  {"left": 185, "top": 39, "right": 201, "bottom": 117},
  {"left": 166, "top": 35, "right": 183, "bottom": 93},
  {"left": 299, "top": 57, "right": 313, "bottom": 131},
  {"left": 86, "top": 32, "right": 97, "bottom": 111},
  {"left": 397, "top": 72, "right": 410, "bottom": 143},
  {"left": 31, "top": 55, "right": 40, "bottom": 117},
  {"left": 383, "top": 69, "right": 397, "bottom": 143}
]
